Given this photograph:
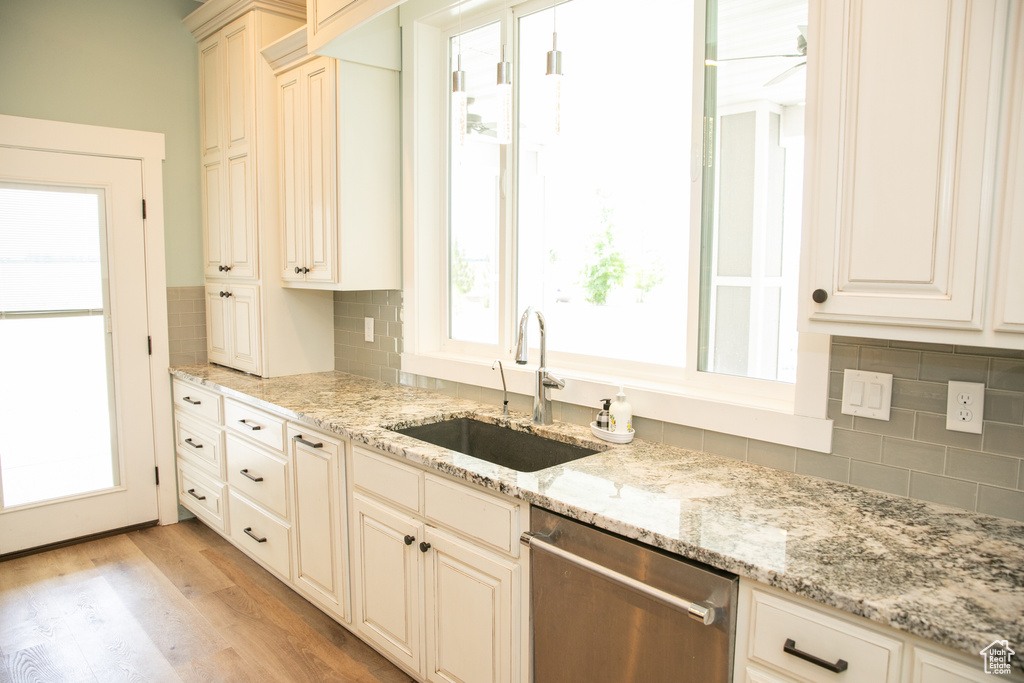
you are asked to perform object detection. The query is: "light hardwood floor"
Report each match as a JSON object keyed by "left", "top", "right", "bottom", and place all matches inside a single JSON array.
[{"left": 0, "top": 519, "right": 415, "bottom": 682}]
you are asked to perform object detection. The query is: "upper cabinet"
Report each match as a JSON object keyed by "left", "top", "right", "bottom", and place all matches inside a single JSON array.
[
  {"left": 267, "top": 35, "right": 400, "bottom": 291},
  {"left": 307, "top": 0, "right": 403, "bottom": 67},
  {"left": 199, "top": 16, "right": 259, "bottom": 280},
  {"left": 186, "top": 0, "right": 336, "bottom": 378},
  {"left": 800, "top": 0, "right": 1023, "bottom": 348}
]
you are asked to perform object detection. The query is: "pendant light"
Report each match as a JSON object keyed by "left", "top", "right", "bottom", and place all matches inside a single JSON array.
[
  {"left": 495, "top": 0, "right": 513, "bottom": 145},
  {"left": 496, "top": 48, "right": 513, "bottom": 144},
  {"left": 453, "top": 1, "right": 468, "bottom": 147},
  {"left": 546, "top": 4, "right": 563, "bottom": 137}
]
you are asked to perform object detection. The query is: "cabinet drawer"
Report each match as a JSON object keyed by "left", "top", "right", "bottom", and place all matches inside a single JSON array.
[
  {"left": 226, "top": 434, "right": 289, "bottom": 519},
  {"left": 178, "top": 461, "right": 227, "bottom": 533},
  {"left": 224, "top": 398, "right": 285, "bottom": 453},
  {"left": 229, "top": 491, "right": 291, "bottom": 579},
  {"left": 172, "top": 380, "right": 222, "bottom": 425},
  {"left": 748, "top": 589, "right": 902, "bottom": 683},
  {"left": 175, "top": 415, "right": 224, "bottom": 478},
  {"left": 424, "top": 473, "right": 519, "bottom": 557},
  {"left": 352, "top": 446, "right": 421, "bottom": 513}
]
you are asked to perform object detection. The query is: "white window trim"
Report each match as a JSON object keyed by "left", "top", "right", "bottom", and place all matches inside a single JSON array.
[{"left": 399, "top": 0, "right": 833, "bottom": 452}]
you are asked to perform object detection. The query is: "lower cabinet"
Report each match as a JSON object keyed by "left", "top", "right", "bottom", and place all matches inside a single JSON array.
[
  {"left": 350, "top": 447, "right": 526, "bottom": 683},
  {"left": 205, "top": 282, "right": 262, "bottom": 375},
  {"left": 734, "top": 582, "right": 1010, "bottom": 683}
]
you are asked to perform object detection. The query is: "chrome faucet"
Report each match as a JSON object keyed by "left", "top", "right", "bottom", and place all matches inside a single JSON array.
[{"left": 515, "top": 307, "right": 564, "bottom": 425}]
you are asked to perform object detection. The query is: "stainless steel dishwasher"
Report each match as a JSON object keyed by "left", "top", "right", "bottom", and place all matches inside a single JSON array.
[{"left": 524, "top": 507, "right": 737, "bottom": 683}]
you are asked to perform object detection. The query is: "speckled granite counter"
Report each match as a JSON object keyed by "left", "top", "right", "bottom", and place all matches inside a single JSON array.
[{"left": 171, "top": 364, "right": 1024, "bottom": 670}]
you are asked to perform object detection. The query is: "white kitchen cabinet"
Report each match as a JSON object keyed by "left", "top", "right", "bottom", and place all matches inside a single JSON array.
[
  {"left": 350, "top": 446, "right": 527, "bottom": 683},
  {"left": 199, "top": 14, "right": 259, "bottom": 281},
  {"left": 352, "top": 492, "right": 424, "bottom": 673},
  {"left": 273, "top": 49, "right": 400, "bottom": 290},
  {"left": 205, "top": 283, "right": 262, "bottom": 376},
  {"left": 186, "top": 0, "right": 335, "bottom": 378},
  {"left": 992, "top": 5, "right": 1024, "bottom": 335},
  {"left": 800, "top": 0, "right": 1014, "bottom": 345},
  {"left": 733, "top": 581, "right": 1012, "bottom": 683},
  {"left": 307, "top": 0, "right": 403, "bottom": 65},
  {"left": 173, "top": 378, "right": 229, "bottom": 532},
  {"left": 424, "top": 526, "right": 518, "bottom": 683},
  {"left": 289, "top": 424, "right": 350, "bottom": 621}
]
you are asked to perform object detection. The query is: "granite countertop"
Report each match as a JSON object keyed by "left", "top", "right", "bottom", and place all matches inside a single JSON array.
[{"left": 171, "top": 364, "right": 1024, "bottom": 669}]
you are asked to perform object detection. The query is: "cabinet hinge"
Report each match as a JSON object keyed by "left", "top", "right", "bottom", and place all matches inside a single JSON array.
[
  {"left": 154, "top": 466, "right": 160, "bottom": 485},
  {"left": 148, "top": 336, "right": 152, "bottom": 355},
  {"left": 142, "top": 199, "right": 147, "bottom": 220}
]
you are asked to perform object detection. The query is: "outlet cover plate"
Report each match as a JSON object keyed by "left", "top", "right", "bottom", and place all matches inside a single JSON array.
[
  {"left": 841, "top": 369, "right": 893, "bottom": 420},
  {"left": 946, "top": 381, "right": 984, "bottom": 434}
]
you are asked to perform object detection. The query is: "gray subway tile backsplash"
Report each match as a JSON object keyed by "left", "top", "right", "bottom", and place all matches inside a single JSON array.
[
  {"left": 859, "top": 346, "right": 921, "bottom": 379},
  {"left": 909, "top": 471, "right": 978, "bottom": 511},
  {"left": 166, "top": 286, "right": 207, "bottom": 367},
  {"left": 945, "top": 448, "right": 1020, "bottom": 488},
  {"left": 977, "top": 486, "right": 1024, "bottom": 522},
  {"left": 333, "top": 290, "right": 403, "bottom": 382},
  {"left": 982, "top": 421, "right": 1024, "bottom": 457},
  {"left": 849, "top": 461, "right": 910, "bottom": 497},
  {"left": 881, "top": 437, "right": 945, "bottom": 474}
]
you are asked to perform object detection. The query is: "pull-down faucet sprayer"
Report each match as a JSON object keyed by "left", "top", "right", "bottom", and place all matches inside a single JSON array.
[{"left": 515, "top": 307, "right": 564, "bottom": 425}]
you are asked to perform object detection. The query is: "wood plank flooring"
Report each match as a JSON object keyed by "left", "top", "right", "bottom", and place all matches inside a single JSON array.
[{"left": 0, "top": 519, "right": 415, "bottom": 683}]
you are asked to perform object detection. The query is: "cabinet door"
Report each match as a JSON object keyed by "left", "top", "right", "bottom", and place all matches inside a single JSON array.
[
  {"left": 222, "top": 16, "right": 258, "bottom": 280},
  {"left": 279, "top": 69, "right": 306, "bottom": 283},
  {"left": 205, "top": 284, "right": 231, "bottom": 366},
  {"left": 802, "top": 0, "right": 1007, "bottom": 329},
  {"left": 992, "top": 7, "right": 1024, "bottom": 334},
  {"left": 352, "top": 493, "right": 423, "bottom": 676},
  {"left": 424, "top": 526, "right": 518, "bottom": 683},
  {"left": 199, "top": 33, "right": 228, "bottom": 279},
  {"left": 289, "top": 426, "right": 348, "bottom": 620},
  {"left": 911, "top": 647, "right": 992, "bottom": 682},
  {"left": 303, "top": 58, "right": 338, "bottom": 284},
  {"left": 228, "top": 284, "right": 261, "bottom": 375}
]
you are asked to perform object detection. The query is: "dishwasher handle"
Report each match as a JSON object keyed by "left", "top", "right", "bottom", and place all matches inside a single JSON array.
[{"left": 522, "top": 532, "right": 719, "bottom": 626}]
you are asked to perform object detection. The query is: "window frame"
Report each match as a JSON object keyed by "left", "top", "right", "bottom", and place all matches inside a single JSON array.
[{"left": 399, "top": 0, "right": 833, "bottom": 452}]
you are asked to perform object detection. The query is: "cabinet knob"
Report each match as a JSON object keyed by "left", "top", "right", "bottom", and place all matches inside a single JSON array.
[
  {"left": 419, "top": 541, "right": 431, "bottom": 553},
  {"left": 218, "top": 264, "right": 232, "bottom": 272},
  {"left": 812, "top": 289, "right": 828, "bottom": 304},
  {"left": 404, "top": 535, "right": 415, "bottom": 545},
  {"left": 220, "top": 291, "right": 232, "bottom": 298},
  {"left": 295, "top": 266, "right": 302, "bottom": 274}
]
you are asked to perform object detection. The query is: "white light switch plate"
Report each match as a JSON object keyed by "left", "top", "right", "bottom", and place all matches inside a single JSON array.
[
  {"left": 841, "top": 369, "right": 893, "bottom": 420},
  {"left": 946, "top": 381, "right": 984, "bottom": 434},
  {"left": 364, "top": 317, "right": 375, "bottom": 342}
]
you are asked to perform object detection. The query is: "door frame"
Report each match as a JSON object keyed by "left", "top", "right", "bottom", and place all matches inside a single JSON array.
[{"left": 0, "top": 114, "right": 177, "bottom": 526}]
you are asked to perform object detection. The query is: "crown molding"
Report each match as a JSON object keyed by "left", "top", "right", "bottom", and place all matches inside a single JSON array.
[
  {"left": 184, "top": 0, "right": 306, "bottom": 40},
  {"left": 261, "top": 26, "right": 313, "bottom": 72}
]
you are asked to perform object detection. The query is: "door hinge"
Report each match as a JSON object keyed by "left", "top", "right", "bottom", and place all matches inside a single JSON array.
[
  {"left": 148, "top": 336, "right": 152, "bottom": 355},
  {"left": 142, "top": 199, "right": 147, "bottom": 219},
  {"left": 154, "top": 466, "right": 160, "bottom": 485}
]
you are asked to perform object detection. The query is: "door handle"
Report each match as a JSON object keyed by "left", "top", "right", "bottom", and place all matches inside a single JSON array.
[
  {"left": 292, "top": 435, "right": 323, "bottom": 449},
  {"left": 783, "top": 639, "right": 848, "bottom": 673},
  {"left": 239, "top": 469, "right": 264, "bottom": 483},
  {"left": 243, "top": 527, "right": 267, "bottom": 543}
]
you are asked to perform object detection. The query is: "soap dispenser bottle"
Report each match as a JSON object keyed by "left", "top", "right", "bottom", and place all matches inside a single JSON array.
[
  {"left": 596, "top": 399, "right": 612, "bottom": 430},
  {"left": 609, "top": 386, "right": 632, "bottom": 434}
]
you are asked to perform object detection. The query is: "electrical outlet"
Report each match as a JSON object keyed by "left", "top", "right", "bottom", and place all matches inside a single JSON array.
[
  {"left": 364, "top": 317, "right": 375, "bottom": 343},
  {"left": 946, "top": 381, "right": 984, "bottom": 434}
]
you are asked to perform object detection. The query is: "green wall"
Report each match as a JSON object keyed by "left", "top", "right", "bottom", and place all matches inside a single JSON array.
[{"left": 0, "top": 0, "right": 203, "bottom": 287}]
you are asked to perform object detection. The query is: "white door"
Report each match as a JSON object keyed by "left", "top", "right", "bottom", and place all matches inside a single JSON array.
[{"left": 0, "top": 146, "right": 158, "bottom": 554}]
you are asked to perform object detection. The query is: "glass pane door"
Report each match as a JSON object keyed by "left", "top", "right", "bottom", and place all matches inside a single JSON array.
[{"left": 0, "top": 184, "right": 120, "bottom": 508}]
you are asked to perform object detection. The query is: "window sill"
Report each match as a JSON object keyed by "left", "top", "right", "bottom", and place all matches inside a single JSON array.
[{"left": 402, "top": 351, "right": 834, "bottom": 453}]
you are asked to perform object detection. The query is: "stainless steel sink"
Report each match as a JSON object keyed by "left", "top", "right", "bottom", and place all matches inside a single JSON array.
[{"left": 393, "top": 418, "right": 601, "bottom": 472}]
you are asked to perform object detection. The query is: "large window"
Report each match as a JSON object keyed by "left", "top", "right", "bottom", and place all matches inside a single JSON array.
[{"left": 444, "top": 0, "right": 807, "bottom": 388}]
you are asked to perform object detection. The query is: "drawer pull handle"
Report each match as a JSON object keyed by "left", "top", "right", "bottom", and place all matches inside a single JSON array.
[
  {"left": 238, "top": 419, "right": 262, "bottom": 431},
  {"left": 783, "top": 638, "right": 848, "bottom": 673},
  {"left": 184, "top": 438, "right": 203, "bottom": 449},
  {"left": 243, "top": 527, "right": 267, "bottom": 543},
  {"left": 186, "top": 488, "right": 206, "bottom": 501},
  {"left": 293, "top": 435, "right": 324, "bottom": 449},
  {"left": 419, "top": 541, "right": 431, "bottom": 553},
  {"left": 404, "top": 535, "right": 415, "bottom": 545},
  {"left": 240, "top": 469, "right": 264, "bottom": 483},
  {"left": 182, "top": 396, "right": 201, "bottom": 405}
]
